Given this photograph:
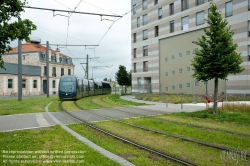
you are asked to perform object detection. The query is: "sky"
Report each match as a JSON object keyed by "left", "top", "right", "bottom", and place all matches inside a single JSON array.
[{"left": 11, "top": 0, "right": 132, "bottom": 81}]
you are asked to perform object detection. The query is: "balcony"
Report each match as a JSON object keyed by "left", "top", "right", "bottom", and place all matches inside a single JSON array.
[
  {"left": 52, "top": 73, "right": 57, "bottom": 77},
  {"left": 143, "top": 68, "right": 148, "bottom": 72}
]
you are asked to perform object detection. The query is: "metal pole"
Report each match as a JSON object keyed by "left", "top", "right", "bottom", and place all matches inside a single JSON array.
[
  {"left": 166, "top": 94, "right": 168, "bottom": 107},
  {"left": 206, "top": 81, "right": 208, "bottom": 95},
  {"left": 115, "top": 72, "right": 116, "bottom": 97},
  {"left": 160, "top": 83, "right": 162, "bottom": 102},
  {"left": 46, "top": 41, "right": 49, "bottom": 97},
  {"left": 181, "top": 94, "right": 183, "bottom": 109},
  {"left": 192, "top": 82, "right": 196, "bottom": 103},
  {"left": 18, "top": 18, "right": 22, "bottom": 101},
  {"left": 86, "top": 54, "right": 89, "bottom": 79}
]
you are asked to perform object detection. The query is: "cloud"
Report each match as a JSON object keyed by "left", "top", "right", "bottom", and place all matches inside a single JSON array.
[{"left": 11, "top": 0, "right": 131, "bottom": 81}]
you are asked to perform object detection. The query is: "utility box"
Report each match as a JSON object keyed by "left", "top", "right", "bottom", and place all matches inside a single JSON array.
[{"left": 119, "top": 89, "right": 123, "bottom": 96}]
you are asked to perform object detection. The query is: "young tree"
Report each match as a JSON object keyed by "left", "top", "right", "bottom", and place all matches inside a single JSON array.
[
  {"left": 116, "top": 65, "right": 129, "bottom": 93},
  {"left": 0, "top": 0, "right": 37, "bottom": 69},
  {"left": 127, "top": 70, "right": 132, "bottom": 87},
  {"left": 191, "top": 3, "right": 244, "bottom": 114}
]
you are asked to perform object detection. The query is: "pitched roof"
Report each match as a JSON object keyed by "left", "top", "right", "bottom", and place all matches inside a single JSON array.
[{"left": 7, "top": 42, "right": 68, "bottom": 57}]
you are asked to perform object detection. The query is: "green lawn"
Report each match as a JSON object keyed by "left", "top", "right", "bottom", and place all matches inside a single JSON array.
[
  {"left": 0, "top": 126, "right": 120, "bottom": 166},
  {"left": 0, "top": 97, "right": 59, "bottom": 115}
]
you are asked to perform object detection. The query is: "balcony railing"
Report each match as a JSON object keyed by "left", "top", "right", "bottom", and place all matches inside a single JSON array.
[
  {"left": 52, "top": 73, "right": 57, "bottom": 77},
  {"left": 143, "top": 68, "right": 148, "bottom": 72}
]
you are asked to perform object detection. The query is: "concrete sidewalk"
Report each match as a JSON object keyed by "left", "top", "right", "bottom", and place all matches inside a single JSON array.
[{"left": 120, "top": 95, "right": 250, "bottom": 112}]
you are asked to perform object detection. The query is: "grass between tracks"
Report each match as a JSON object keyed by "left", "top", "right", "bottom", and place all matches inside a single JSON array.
[
  {"left": 71, "top": 121, "right": 250, "bottom": 166},
  {"left": 68, "top": 124, "right": 179, "bottom": 166},
  {"left": 0, "top": 125, "right": 120, "bottom": 166}
]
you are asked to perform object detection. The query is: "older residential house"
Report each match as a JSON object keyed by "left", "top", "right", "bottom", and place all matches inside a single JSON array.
[{"left": 0, "top": 41, "right": 74, "bottom": 96}]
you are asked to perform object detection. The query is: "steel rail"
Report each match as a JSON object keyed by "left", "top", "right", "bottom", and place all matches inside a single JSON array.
[
  {"left": 85, "top": 97, "right": 250, "bottom": 158},
  {"left": 101, "top": 97, "right": 250, "bottom": 137},
  {"left": 59, "top": 101, "right": 196, "bottom": 166}
]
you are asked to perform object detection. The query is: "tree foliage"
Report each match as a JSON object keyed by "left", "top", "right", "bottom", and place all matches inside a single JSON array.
[
  {"left": 116, "top": 65, "right": 130, "bottom": 86},
  {"left": 191, "top": 3, "right": 244, "bottom": 113},
  {"left": 0, "top": 0, "right": 37, "bottom": 69}
]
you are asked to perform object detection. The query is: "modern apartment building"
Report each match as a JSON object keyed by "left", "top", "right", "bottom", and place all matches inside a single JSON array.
[
  {"left": 131, "top": 0, "right": 250, "bottom": 95},
  {"left": 0, "top": 40, "right": 74, "bottom": 96}
]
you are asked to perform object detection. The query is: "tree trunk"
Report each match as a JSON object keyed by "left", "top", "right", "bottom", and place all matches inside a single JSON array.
[{"left": 213, "top": 78, "right": 219, "bottom": 114}]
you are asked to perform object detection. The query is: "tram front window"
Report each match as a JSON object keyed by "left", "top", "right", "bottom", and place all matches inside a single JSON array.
[{"left": 59, "top": 77, "right": 75, "bottom": 92}]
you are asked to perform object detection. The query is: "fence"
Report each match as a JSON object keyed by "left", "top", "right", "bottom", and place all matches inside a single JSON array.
[{"left": 132, "top": 83, "right": 250, "bottom": 103}]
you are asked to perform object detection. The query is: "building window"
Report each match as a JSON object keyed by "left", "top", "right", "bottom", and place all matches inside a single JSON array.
[
  {"left": 186, "top": 50, "right": 190, "bottom": 55},
  {"left": 61, "top": 68, "right": 64, "bottom": 76},
  {"left": 165, "top": 87, "right": 168, "bottom": 91},
  {"left": 195, "top": 81, "right": 199, "bottom": 86},
  {"left": 22, "top": 79, "right": 26, "bottom": 88},
  {"left": 155, "top": 26, "right": 159, "bottom": 37},
  {"left": 52, "top": 80, "right": 56, "bottom": 88},
  {"left": 194, "top": 48, "right": 198, "bottom": 53},
  {"left": 170, "top": 21, "right": 174, "bottom": 33},
  {"left": 52, "top": 67, "right": 56, "bottom": 77},
  {"left": 51, "top": 55, "right": 56, "bottom": 62},
  {"left": 154, "top": 0, "right": 158, "bottom": 5},
  {"left": 143, "top": 14, "right": 148, "bottom": 25},
  {"left": 143, "top": 61, "right": 148, "bottom": 72},
  {"left": 134, "top": 63, "right": 137, "bottom": 73},
  {"left": 143, "top": 46, "right": 148, "bottom": 56},
  {"left": 59, "top": 57, "right": 62, "bottom": 63},
  {"left": 187, "top": 67, "right": 190, "bottom": 71},
  {"left": 179, "top": 84, "right": 182, "bottom": 89},
  {"left": 137, "top": 17, "right": 140, "bottom": 27},
  {"left": 225, "top": 1, "right": 233, "bottom": 17},
  {"left": 133, "top": 48, "right": 137, "bottom": 58},
  {"left": 68, "top": 69, "right": 71, "bottom": 75},
  {"left": 33, "top": 80, "right": 37, "bottom": 88},
  {"left": 186, "top": 83, "right": 190, "bottom": 87},
  {"left": 179, "top": 53, "right": 182, "bottom": 57},
  {"left": 143, "top": 29, "right": 148, "bottom": 40},
  {"left": 248, "top": 45, "right": 250, "bottom": 61},
  {"left": 172, "top": 55, "right": 175, "bottom": 59},
  {"left": 181, "top": 0, "right": 189, "bottom": 11},
  {"left": 133, "top": 33, "right": 136, "bottom": 43},
  {"left": 196, "top": 0, "right": 204, "bottom": 6},
  {"left": 165, "top": 57, "right": 168, "bottom": 62},
  {"left": 172, "top": 70, "right": 175, "bottom": 75},
  {"left": 249, "top": 0, "right": 250, "bottom": 10},
  {"left": 44, "top": 66, "right": 47, "bottom": 76},
  {"left": 165, "top": 72, "right": 168, "bottom": 76},
  {"left": 172, "top": 86, "right": 175, "bottom": 90},
  {"left": 179, "top": 69, "right": 182, "bottom": 73},
  {"left": 169, "top": 3, "right": 174, "bottom": 15},
  {"left": 196, "top": 11, "right": 204, "bottom": 25},
  {"left": 248, "top": 21, "right": 250, "bottom": 37},
  {"left": 158, "top": 8, "right": 162, "bottom": 19},
  {"left": 133, "top": 4, "right": 136, "bottom": 14},
  {"left": 142, "top": 0, "right": 147, "bottom": 10},
  {"left": 181, "top": 16, "right": 189, "bottom": 31},
  {"left": 8, "top": 79, "right": 13, "bottom": 88}
]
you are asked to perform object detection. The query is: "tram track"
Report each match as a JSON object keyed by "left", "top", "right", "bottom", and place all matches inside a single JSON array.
[
  {"left": 84, "top": 97, "right": 250, "bottom": 158},
  {"left": 100, "top": 96, "right": 250, "bottom": 137},
  {"left": 59, "top": 101, "right": 196, "bottom": 166}
]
